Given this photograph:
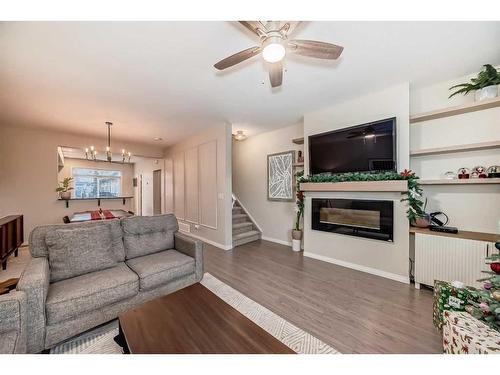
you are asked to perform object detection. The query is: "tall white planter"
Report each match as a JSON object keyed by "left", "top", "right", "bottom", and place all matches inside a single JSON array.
[
  {"left": 292, "top": 239, "right": 301, "bottom": 252},
  {"left": 475, "top": 85, "right": 498, "bottom": 101}
]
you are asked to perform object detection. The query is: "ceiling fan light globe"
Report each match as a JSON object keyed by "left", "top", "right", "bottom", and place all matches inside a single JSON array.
[{"left": 262, "top": 43, "right": 286, "bottom": 63}]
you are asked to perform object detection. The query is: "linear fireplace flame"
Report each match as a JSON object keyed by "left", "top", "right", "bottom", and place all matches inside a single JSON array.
[
  {"left": 312, "top": 198, "right": 393, "bottom": 241},
  {"left": 319, "top": 207, "right": 381, "bottom": 230}
]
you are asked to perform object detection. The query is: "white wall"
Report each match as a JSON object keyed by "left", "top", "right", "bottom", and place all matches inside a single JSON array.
[
  {"left": 0, "top": 125, "right": 164, "bottom": 236},
  {"left": 411, "top": 74, "right": 500, "bottom": 233},
  {"left": 164, "top": 123, "right": 232, "bottom": 249},
  {"left": 302, "top": 83, "right": 411, "bottom": 282},
  {"left": 232, "top": 122, "right": 304, "bottom": 245}
]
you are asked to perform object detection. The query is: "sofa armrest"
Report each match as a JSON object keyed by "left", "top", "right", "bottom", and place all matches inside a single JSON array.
[
  {"left": 0, "top": 291, "right": 27, "bottom": 354},
  {"left": 16, "top": 257, "right": 50, "bottom": 353},
  {"left": 174, "top": 232, "right": 203, "bottom": 281}
]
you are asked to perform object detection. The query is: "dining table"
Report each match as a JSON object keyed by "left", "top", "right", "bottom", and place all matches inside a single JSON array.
[{"left": 69, "top": 209, "right": 133, "bottom": 223}]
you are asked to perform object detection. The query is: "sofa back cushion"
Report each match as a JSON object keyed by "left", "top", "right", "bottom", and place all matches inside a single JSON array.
[
  {"left": 121, "top": 214, "right": 178, "bottom": 260},
  {"left": 29, "top": 219, "right": 125, "bottom": 262},
  {"left": 46, "top": 225, "right": 117, "bottom": 282}
]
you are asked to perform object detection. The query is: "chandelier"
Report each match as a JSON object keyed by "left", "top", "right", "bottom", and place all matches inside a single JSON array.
[{"left": 85, "top": 122, "right": 132, "bottom": 163}]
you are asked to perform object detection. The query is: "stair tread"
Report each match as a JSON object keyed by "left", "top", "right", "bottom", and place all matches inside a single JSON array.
[
  {"left": 233, "top": 230, "right": 260, "bottom": 240},
  {"left": 232, "top": 222, "right": 253, "bottom": 229},
  {"left": 232, "top": 214, "right": 247, "bottom": 219}
]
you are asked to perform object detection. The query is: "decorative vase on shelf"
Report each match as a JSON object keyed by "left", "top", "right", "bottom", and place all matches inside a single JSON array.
[
  {"left": 475, "top": 85, "right": 498, "bottom": 101},
  {"left": 411, "top": 214, "right": 431, "bottom": 228},
  {"left": 59, "top": 191, "right": 71, "bottom": 200},
  {"left": 291, "top": 229, "right": 302, "bottom": 252}
]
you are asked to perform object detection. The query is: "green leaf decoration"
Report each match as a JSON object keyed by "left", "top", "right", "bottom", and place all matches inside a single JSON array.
[
  {"left": 299, "top": 170, "right": 424, "bottom": 222},
  {"left": 449, "top": 64, "right": 500, "bottom": 98}
]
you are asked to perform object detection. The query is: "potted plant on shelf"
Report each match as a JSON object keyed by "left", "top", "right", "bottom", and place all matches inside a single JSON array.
[
  {"left": 292, "top": 170, "right": 305, "bottom": 252},
  {"left": 56, "top": 177, "right": 74, "bottom": 200},
  {"left": 449, "top": 64, "right": 500, "bottom": 101}
]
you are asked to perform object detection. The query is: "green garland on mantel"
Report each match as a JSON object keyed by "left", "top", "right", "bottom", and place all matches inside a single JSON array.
[{"left": 298, "top": 170, "right": 425, "bottom": 222}]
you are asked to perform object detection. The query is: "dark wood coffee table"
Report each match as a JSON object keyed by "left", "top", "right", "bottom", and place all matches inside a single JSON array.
[{"left": 116, "top": 283, "right": 295, "bottom": 354}]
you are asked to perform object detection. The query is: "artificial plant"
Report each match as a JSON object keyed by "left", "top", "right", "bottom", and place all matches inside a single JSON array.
[
  {"left": 298, "top": 169, "right": 425, "bottom": 222},
  {"left": 55, "top": 177, "right": 74, "bottom": 193},
  {"left": 294, "top": 170, "right": 305, "bottom": 231},
  {"left": 449, "top": 64, "right": 500, "bottom": 98}
]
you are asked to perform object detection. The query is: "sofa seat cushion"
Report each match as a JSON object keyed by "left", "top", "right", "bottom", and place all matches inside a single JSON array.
[
  {"left": 46, "top": 263, "right": 138, "bottom": 325},
  {"left": 126, "top": 250, "right": 195, "bottom": 291},
  {"left": 121, "top": 214, "right": 178, "bottom": 259}
]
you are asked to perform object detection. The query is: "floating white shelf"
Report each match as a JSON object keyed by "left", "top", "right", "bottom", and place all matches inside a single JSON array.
[
  {"left": 419, "top": 178, "right": 500, "bottom": 185},
  {"left": 292, "top": 137, "right": 304, "bottom": 145},
  {"left": 410, "top": 96, "right": 500, "bottom": 124},
  {"left": 300, "top": 180, "right": 408, "bottom": 192},
  {"left": 410, "top": 140, "right": 500, "bottom": 157}
]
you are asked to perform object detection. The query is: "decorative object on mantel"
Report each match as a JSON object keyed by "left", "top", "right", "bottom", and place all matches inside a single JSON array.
[
  {"left": 84, "top": 122, "right": 132, "bottom": 163},
  {"left": 297, "top": 169, "right": 425, "bottom": 223},
  {"left": 471, "top": 165, "right": 488, "bottom": 179},
  {"left": 291, "top": 170, "right": 304, "bottom": 252},
  {"left": 458, "top": 167, "right": 470, "bottom": 179},
  {"left": 55, "top": 177, "right": 74, "bottom": 200},
  {"left": 449, "top": 64, "right": 499, "bottom": 101},
  {"left": 267, "top": 150, "right": 295, "bottom": 201},
  {"left": 488, "top": 165, "right": 500, "bottom": 178},
  {"left": 443, "top": 171, "right": 456, "bottom": 179}
]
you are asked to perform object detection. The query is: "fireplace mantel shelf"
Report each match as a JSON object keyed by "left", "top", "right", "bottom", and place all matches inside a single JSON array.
[{"left": 300, "top": 180, "right": 408, "bottom": 192}]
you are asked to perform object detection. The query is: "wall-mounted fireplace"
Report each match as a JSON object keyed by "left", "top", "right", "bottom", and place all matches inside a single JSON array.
[{"left": 311, "top": 198, "right": 394, "bottom": 242}]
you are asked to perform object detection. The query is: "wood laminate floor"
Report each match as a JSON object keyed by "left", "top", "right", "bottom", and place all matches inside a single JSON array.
[
  {"left": 205, "top": 239, "right": 442, "bottom": 354},
  {"left": 2, "top": 240, "right": 442, "bottom": 354}
]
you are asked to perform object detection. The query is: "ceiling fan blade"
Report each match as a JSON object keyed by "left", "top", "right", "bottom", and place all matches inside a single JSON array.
[
  {"left": 214, "top": 46, "right": 261, "bottom": 70},
  {"left": 288, "top": 39, "right": 344, "bottom": 59},
  {"left": 269, "top": 63, "right": 283, "bottom": 88},
  {"left": 238, "top": 21, "right": 267, "bottom": 37}
]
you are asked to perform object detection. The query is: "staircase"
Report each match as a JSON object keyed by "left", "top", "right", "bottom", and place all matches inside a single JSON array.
[{"left": 232, "top": 197, "right": 261, "bottom": 247}]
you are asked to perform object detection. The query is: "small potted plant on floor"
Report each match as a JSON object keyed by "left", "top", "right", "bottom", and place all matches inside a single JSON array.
[
  {"left": 56, "top": 177, "right": 74, "bottom": 200},
  {"left": 292, "top": 171, "right": 305, "bottom": 252},
  {"left": 449, "top": 64, "right": 500, "bottom": 101}
]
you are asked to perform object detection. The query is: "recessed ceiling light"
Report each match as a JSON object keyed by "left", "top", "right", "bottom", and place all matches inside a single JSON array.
[{"left": 153, "top": 137, "right": 163, "bottom": 141}]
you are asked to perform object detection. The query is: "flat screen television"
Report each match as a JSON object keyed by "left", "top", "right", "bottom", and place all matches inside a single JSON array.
[{"left": 308, "top": 117, "right": 397, "bottom": 175}]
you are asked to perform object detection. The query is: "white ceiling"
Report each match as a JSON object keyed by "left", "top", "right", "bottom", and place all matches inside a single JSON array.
[{"left": 1, "top": 21, "right": 499, "bottom": 146}]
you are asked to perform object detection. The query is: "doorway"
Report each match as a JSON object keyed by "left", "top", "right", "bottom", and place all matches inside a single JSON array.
[{"left": 153, "top": 169, "right": 162, "bottom": 215}]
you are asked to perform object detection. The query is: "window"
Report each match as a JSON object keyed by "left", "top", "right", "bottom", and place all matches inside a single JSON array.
[{"left": 73, "top": 168, "right": 122, "bottom": 198}]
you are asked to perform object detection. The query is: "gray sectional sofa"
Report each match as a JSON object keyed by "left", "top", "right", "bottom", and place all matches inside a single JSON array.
[
  {"left": 15, "top": 214, "right": 203, "bottom": 353},
  {"left": 0, "top": 290, "right": 27, "bottom": 354}
]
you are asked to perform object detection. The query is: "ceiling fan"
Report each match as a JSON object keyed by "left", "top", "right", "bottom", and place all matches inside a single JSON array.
[
  {"left": 214, "top": 21, "right": 344, "bottom": 88},
  {"left": 346, "top": 126, "right": 376, "bottom": 140}
]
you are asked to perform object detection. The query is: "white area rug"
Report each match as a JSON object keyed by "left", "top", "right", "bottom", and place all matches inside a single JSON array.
[{"left": 51, "top": 273, "right": 338, "bottom": 354}]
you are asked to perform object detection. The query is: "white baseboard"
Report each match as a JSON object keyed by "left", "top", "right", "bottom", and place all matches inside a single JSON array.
[
  {"left": 179, "top": 230, "right": 232, "bottom": 251},
  {"left": 303, "top": 251, "right": 410, "bottom": 284},
  {"left": 261, "top": 236, "right": 292, "bottom": 247}
]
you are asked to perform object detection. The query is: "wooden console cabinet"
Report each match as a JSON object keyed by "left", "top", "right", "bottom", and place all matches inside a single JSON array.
[{"left": 0, "top": 215, "right": 24, "bottom": 270}]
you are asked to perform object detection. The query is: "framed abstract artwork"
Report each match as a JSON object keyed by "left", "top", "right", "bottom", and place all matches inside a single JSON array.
[{"left": 267, "top": 150, "right": 295, "bottom": 201}]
